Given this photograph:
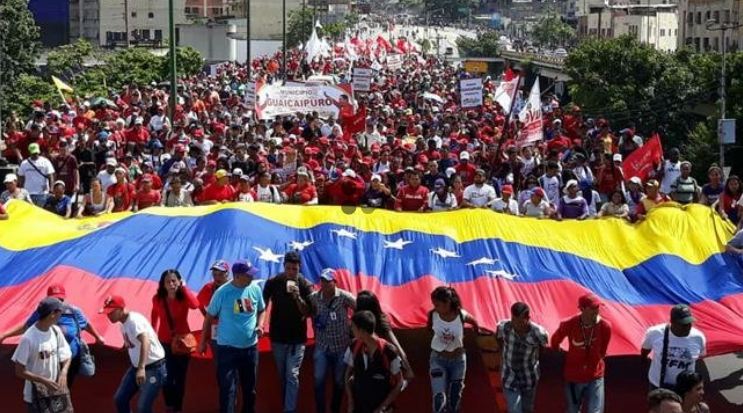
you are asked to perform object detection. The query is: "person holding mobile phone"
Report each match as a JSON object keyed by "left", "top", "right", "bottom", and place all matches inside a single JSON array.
[{"left": 263, "top": 252, "right": 313, "bottom": 413}]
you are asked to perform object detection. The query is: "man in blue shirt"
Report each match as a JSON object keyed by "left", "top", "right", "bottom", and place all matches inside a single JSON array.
[
  {"left": 199, "top": 260, "right": 266, "bottom": 413},
  {"left": 0, "top": 284, "right": 105, "bottom": 388}
]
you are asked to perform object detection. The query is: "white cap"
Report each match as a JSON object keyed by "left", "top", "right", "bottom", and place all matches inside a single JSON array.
[
  {"left": 445, "top": 167, "right": 456, "bottom": 178},
  {"left": 613, "top": 153, "right": 623, "bottom": 162},
  {"left": 134, "top": 117, "right": 144, "bottom": 125},
  {"left": 105, "top": 158, "right": 117, "bottom": 166},
  {"left": 563, "top": 179, "right": 579, "bottom": 194},
  {"left": 629, "top": 176, "right": 642, "bottom": 185},
  {"left": 460, "top": 151, "right": 470, "bottom": 160},
  {"left": 3, "top": 173, "right": 18, "bottom": 183},
  {"left": 371, "top": 174, "right": 382, "bottom": 182},
  {"left": 232, "top": 168, "right": 244, "bottom": 176},
  {"left": 342, "top": 168, "right": 357, "bottom": 178}
]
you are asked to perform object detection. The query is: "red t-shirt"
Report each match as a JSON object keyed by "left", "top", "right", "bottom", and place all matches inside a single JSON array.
[
  {"left": 325, "top": 178, "right": 365, "bottom": 206},
  {"left": 201, "top": 183, "right": 236, "bottom": 203},
  {"left": 107, "top": 183, "right": 135, "bottom": 212},
  {"left": 283, "top": 183, "right": 318, "bottom": 204},
  {"left": 455, "top": 162, "right": 477, "bottom": 187},
  {"left": 135, "top": 189, "right": 161, "bottom": 210},
  {"left": 550, "top": 315, "right": 612, "bottom": 383},
  {"left": 150, "top": 287, "right": 200, "bottom": 343},
  {"left": 125, "top": 127, "right": 150, "bottom": 144},
  {"left": 395, "top": 184, "right": 430, "bottom": 211}
]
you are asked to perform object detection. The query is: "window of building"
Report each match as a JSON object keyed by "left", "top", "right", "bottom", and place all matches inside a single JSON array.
[
  {"left": 696, "top": 12, "right": 701, "bottom": 24},
  {"left": 703, "top": 37, "right": 710, "bottom": 51},
  {"left": 131, "top": 11, "right": 136, "bottom": 17},
  {"left": 705, "top": 11, "right": 711, "bottom": 22},
  {"left": 724, "top": 10, "right": 730, "bottom": 23},
  {"left": 193, "top": 7, "right": 200, "bottom": 14},
  {"left": 713, "top": 10, "right": 719, "bottom": 23},
  {"left": 142, "top": 29, "right": 150, "bottom": 39},
  {"left": 694, "top": 37, "right": 700, "bottom": 51},
  {"left": 714, "top": 37, "right": 719, "bottom": 51},
  {"left": 148, "top": 12, "right": 154, "bottom": 18},
  {"left": 185, "top": 7, "right": 190, "bottom": 13},
  {"left": 660, "top": 28, "right": 666, "bottom": 36},
  {"left": 687, "top": 11, "right": 693, "bottom": 25},
  {"left": 155, "top": 29, "right": 162, "bottom": 40}
]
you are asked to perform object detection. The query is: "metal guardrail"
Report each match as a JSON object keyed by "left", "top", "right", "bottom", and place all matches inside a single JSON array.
[{"left": 500, "top": 50, "right": 566, "bottom": 67}]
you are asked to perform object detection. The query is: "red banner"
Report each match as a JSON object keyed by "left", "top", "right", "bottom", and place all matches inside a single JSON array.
[{"left": 623, "top": 133, "right": 663, "bottom": 181}]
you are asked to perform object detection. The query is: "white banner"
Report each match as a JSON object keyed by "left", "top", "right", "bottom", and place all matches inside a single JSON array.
[
  {"left": 493, "top": 76, "right": 520, "bottom": 114},
  {"left": 387, "top": 54, "right": 403, "bottom": 70},
  {"left": 460, "top": 78, "right": 483, "bottom": 108},
  {"left": 255, "top": 83, "right": 355, "bottom": 120},
  {"left": 517, "top": 81, "right": 543, "bottom": 146},
  {"left": 352, "top": 68, "right": 373, "bottom": 92},
  {"left": 244, "top": 82, "right": 256, "bottom": 107},
  {"left": 209, "top": 64, "right": 219, "bottom": 77}
]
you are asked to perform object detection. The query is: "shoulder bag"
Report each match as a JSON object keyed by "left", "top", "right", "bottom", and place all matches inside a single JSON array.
[
  {"left": 71, "top": 312, "right": 95, "bottom": 377},
  {"left": 162, "top": 298, "right": 197, "bottom": 355},
  {"left": 658, "top": 324, "right": 671, "bottom": 389},
  {"left": 31, "top": 326, "right": 74, "bottom": 413}
]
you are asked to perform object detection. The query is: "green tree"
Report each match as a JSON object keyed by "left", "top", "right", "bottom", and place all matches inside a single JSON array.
[
  {"left": 46, "top": 38, "right": 94, "bottom": 77},
  {"left": 531, "top": 14, "right": 575, "bottom": 48},
  {"left": 320, "top": 22, "right": 347, "bottom": 40},
  {"left": 456, "top": 31, "right": 500, "bottom": 57},
  {"left": 564, "top": 36, "right": 699, "bottom": 147},
  {"left": 162, "top": 46, "right": 204, "bottom": 79},
  {"left": 104, "top": 47, "right": 164, "bottom": 89},
  {"left": 286, "top": 9, "right": 315, "bottom": 48},
  {"left": 0, "top": 0, "right": 41, "bottom": 113},
  {"left": 4, "top": 74, "right": 57, "bottom": 115}
]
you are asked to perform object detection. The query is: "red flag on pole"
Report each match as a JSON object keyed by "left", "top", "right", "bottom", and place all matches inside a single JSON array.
[{"left": 623, "top": 133, "right": 663, "bottom": 181}]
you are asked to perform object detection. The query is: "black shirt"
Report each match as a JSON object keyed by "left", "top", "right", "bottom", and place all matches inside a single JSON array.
[{"left": 263, "top": 273, "right": 313, "bottom": 344}]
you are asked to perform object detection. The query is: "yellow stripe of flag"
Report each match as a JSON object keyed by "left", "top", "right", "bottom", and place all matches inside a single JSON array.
[{"left": 51, "top": 76, "right": 74, "bottom": 93}]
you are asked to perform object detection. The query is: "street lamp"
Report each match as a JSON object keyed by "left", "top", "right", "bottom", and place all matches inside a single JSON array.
[
  {"left": 706, "top": 18, "right": 742, "bottom": 170},
  {"left": 282, "top": 0, "right": 287, "bottom": 82}
]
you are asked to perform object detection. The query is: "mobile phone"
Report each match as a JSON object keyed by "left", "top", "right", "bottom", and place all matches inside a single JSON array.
[{"left": 286, "top": 280, "right": 297, "bottom": 293}]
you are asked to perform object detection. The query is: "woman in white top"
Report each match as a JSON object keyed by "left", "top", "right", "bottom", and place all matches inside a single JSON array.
[
  {"left": 78, "top": 178, "right": 113, "bottom": 217},
  {"left": 427, "top": 286, "right": 481, "bottom": 413}
]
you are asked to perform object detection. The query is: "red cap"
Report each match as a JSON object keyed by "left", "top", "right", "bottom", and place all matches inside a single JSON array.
[
  {"left": 174, "top": 144, "right": 186, "bottom": 153},
  {"left": 533, "top": 188, "right": 545, "bottom": 198},
  {"left": 578, "top": 293, "right": 604, "bottom": 309},
  {"left": 318, "top": 137, "right": 329, "bottom": 146},
  {"left": 99, "top": 295, "right": 126, "bottom": 314},
  {"left": 47, "top": 284, "right": 66, "bottom": 299},
  {"left": 501, "top": 184, "right": 513, "bottom": 195}
]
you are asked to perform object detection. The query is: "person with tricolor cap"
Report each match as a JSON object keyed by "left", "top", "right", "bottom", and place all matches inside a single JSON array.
[
  {"left": 309, "top": 268, "right": 356, "bottom": 413},
  {"left": 550, "top": 293, "right": 613, "bottom": 413},
  {"left": 198, "top": 259, "right": 265, "bottom": 413},
  {"left": 101, "top": 294, "right": 166, "bottom": 413},
  {"left": 1, "top": 283, "right": 105, "bottom": 389},
  {"left": 18, "top": 142, "right": 55, "bottom": 207},
  {"left": 641, "top": 304, "right": 706, "bottom": 390}
]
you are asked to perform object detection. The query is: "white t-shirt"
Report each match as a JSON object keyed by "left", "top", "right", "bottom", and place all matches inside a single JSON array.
[
  {"left": 430, "top": 311, "right": 466, "bottom": 352},
  {"left": 522, "top": 199, "right": 551, "bottom": 218},
  {"left": 642, "top": 324, "right": 706, "bottom": 387},
  {"left": 463, "top": 184, "right": 496, "bottom": 207},
  {"left": 97, "top": 170, "right": 117, "bottom": 192},
  {"left": 428, "top": 192, "right": 458, "bottom": 211},
  {"left": 660, "top": 160, "right": 681, "bottom": 195},
  {"left": 492, "top": 197, "right": 520, "bottom": 215},
  {"left": 18, "top": 157, "right": 55, "bottom": 195},
  {"left": 255, "top": 184, "right": 282, "bottom": 203},
  {"left": 11, "top": 325, "right": 71, "bottom": 403},
  {"left": 538, "top": 174, "right": 562, "bottom": 206},
  {"left": 236, "top": 191, "right": 255, "bottom": 202},
  {"left": 121, "top": 311, "right": 165, "bottom": 368}
]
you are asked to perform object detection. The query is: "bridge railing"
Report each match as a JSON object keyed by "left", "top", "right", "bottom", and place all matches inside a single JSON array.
[{"left": 500, "top": 50, "right": 566, "bottom": 67}]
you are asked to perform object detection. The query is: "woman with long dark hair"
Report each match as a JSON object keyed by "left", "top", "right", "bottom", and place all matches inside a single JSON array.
[
  {"left": 355, "top": 290, "right": 414, "bottom": 380},
  {"left": 715, "top": 175, "right": 742, "bottom": 226},
  {"left": 427, "top": 286, "right": 481, "bottom": 413},
  {"left": 151, "top": 269, "right": 199, "bottom": 413}
]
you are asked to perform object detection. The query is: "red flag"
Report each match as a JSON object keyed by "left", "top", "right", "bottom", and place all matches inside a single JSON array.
[
  {"left": 623, "top": 133, "right": 663, "bottom": 181},
  {"left": 503, "top": 68, "right": 516, "bottom": 82},
  {"left": 342, "top": 105, "right": 367, "bottom": 141}
]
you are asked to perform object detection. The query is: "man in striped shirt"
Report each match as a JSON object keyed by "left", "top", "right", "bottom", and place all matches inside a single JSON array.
[{"left": 496, "top": 302, "right": 549, "bottom": 413}]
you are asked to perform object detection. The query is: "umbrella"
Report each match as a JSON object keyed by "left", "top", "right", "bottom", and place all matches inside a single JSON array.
[
  {"left": 89, "top": 97, "right": 117, "bottom": 109},
  {"left": 422, "top": 92, "right": 444, "bottom": 104}
]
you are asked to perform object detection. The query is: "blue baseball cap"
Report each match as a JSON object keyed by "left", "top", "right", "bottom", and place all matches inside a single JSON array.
[
  {"left": 210, "top": 259, "right": 230, "bottom": 273},
  {"left": 320, "top": 268, "right": 337, "bottom": 282},
  {"left": 232, "top": 260, "right": 259, "bottom": 277}
]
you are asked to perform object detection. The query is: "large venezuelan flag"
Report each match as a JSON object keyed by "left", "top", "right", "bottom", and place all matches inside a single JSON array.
[{"left": 1, "top": 200, "right": 742, "bottom": 355}]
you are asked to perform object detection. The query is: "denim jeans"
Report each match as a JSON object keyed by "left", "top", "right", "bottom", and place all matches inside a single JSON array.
[
  {"left": 503, "top": 386, "right": 537, "bottom": 413},
  {"left": 114, "top": 361, "right": 167, "bottom": 413},
  {"left": 162, "top": 344, "right": 190, "bottom": 411},
  {"left": 564, "top": 378, "right": 604, "bottom": 413},
  {"left": 429, "top": 351, "right": 467, "bottom": 413},
  {"left": 30, "top": 193, "right": 48, "bottom": 208},
  {"left": 313, "top": 347, "right": 346, "bottom": 413},
  {"left": 272, "top": 342, "right": 306, "bottom": 413},
  {"left": 216, "top": 344, "right": 258, "bottom": 413}
]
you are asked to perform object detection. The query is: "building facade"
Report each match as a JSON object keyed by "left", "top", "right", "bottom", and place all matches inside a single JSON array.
[
  {"left": 677, "top": 0, "right": 742, "bottom": 51},
  {"left": 584, "top": 4, "right": 679, "bottom": 51}
]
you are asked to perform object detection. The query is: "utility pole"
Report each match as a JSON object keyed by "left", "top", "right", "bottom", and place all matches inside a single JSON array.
[
  {"left": 168, "top": 0, "right": 177, "bottom": 119},
  {"left": 707, "top": 18, "right": 742, "bottom": 170},
  {"left": 246, "top": 0, "right": 251, "bottom": 78},
  {"left": 282, "top": 0, "right": 287, "bottom": 82},
  {"left": 124, "top": 0, "right": 130, "bottom": 47}
]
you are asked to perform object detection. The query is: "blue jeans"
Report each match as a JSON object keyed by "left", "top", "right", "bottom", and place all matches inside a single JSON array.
[
  {"left": 429, "top": 351, "right": 467, "bottom": 413},
  {"left": 30, "top": 193, "right": 48, "bottom": 208},
  {"left": 503, "top": 386, "right": 537, "bottom": 413},
  {"left": 114, "top": 361, "right": 167, "bottom": 413},
  {"left": 564, "top": 378, "right": 604, "bottom": 413},
  {"left": 272, "top": 342, "right": 306, "bottom": 413},
  {"left": 162, "top": 343, "right": 190, "bottom": 411},
  {"left": 313, "top": 346, "right": 346, "bottom": 413},
  {"left": 216, "top": 344, "right": 258, "bottom": 413}
]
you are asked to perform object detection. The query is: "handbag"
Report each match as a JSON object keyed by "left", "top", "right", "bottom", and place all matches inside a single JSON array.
[
  {"left": 32, "top": 327, "right": 74, "bottom": 413},
  {"left": 162, "top": 297, "right": 197, "bottom": 355},
  {"left": 71, "top": 313, "right": 95, "bottom": 377}
]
